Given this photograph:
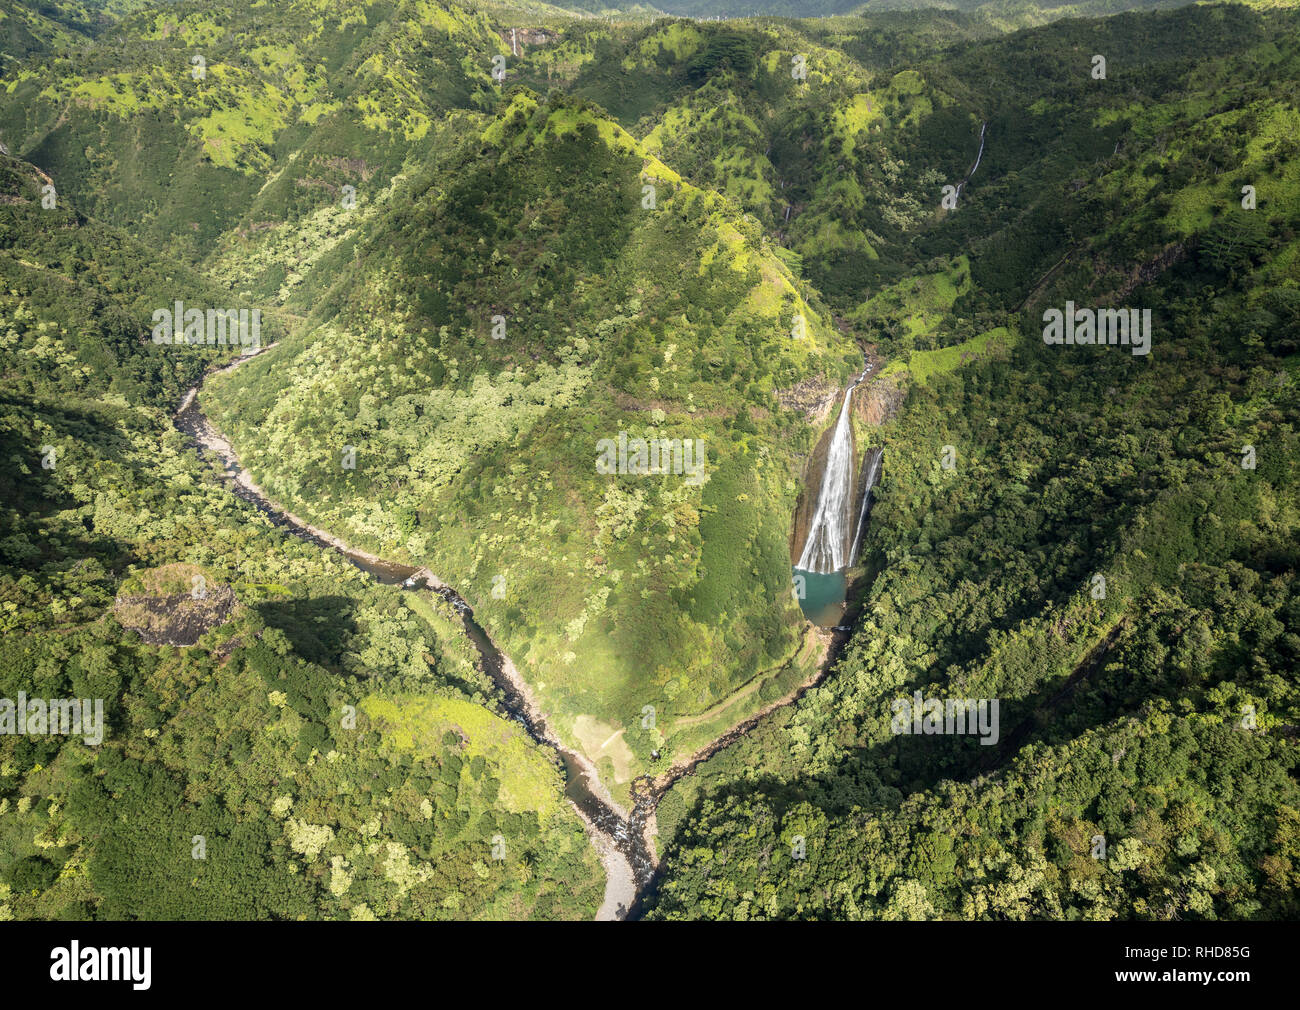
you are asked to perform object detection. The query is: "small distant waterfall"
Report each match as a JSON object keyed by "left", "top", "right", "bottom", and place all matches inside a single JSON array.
[
  {"left": 955, "top": 121, "right": 987, "bottom": 199},
  {"left": 796, "top": 387, "right": 858, "bottom": 574}
]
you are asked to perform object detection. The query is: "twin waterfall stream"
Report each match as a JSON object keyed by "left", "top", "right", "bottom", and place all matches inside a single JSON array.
[
  {"left": 795, "top": 363, "right": 880, "bottom": 572},
  {"left": 795, "top": 385, "right": 859, "bottom": 573}
]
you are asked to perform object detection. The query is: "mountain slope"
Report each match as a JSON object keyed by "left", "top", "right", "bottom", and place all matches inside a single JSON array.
[
  {"left": 642, "top": 2, "right": 1300, "bottom": 918},
  {"left": 0, "top": 152, "right": 605, "bottom": 921},
  {"left": 204, "top": 89, "right": 855, "bottom": 801}
]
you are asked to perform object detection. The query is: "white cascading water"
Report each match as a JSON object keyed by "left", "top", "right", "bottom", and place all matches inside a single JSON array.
[
  {"left": 795, "top": 386, "right": 858, "bottom": 574},
  {"left": 955, "top": 121, "right": 987, "bottom": 199},
  {"left": 847, "top": 448, "right": 883, "bottom": 566}
]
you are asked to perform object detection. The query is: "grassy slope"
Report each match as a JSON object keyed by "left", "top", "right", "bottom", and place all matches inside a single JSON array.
[{"left": 0, "top": 0, "right": 508, "bottom": 261}]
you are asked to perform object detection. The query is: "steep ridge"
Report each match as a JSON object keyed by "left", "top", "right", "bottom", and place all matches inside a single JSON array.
[
  {"left": 1, "top": 153, "right": 610, "bottom": 921},
  {"left": 0, "top": 0, "right": 509, "bottom": 260},
  {"left": 204, "top": 89, "right": 858, "bottom": 802}
]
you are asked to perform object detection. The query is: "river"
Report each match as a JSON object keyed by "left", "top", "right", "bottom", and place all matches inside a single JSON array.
[{"left": 173, "top": 346, "right": 872, "bottom": 921}]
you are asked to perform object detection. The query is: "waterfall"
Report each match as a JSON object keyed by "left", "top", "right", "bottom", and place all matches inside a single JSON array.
[
  {"left": 970, "top": 121, "right": 987, "bottom": 177},
  {"left": 955, "top": 121, "right": 987, "bottom": 198},
  {"left": 795, "top": 386, "right": 858, "bottom": 574},
  {"left": 795, "top": 352, "right": 878, "bottom": 574},
  {"left": 847, "top": 448, "right": 882, "bottom": 567}
]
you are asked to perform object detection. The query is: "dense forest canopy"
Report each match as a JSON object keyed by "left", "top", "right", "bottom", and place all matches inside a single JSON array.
[{"left": 0, "top": 0, "right": 1296, "bottom": 922}]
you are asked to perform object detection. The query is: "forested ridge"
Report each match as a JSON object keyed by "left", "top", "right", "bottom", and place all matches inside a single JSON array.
[
  {"left": 0, "top": 0, "right": 1296, "bottom": 920},
  {"left": 0, "top": 152, "right": 603, "bottom": 919}
]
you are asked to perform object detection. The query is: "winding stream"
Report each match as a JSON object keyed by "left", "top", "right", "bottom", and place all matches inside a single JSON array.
[{"left": 173, "top": 346, "right": 874, "bottom": 921}]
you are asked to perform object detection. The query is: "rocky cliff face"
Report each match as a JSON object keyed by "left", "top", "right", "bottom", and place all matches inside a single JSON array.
[
  {"left": 855, "top": 375, "right": 904, "bottom": 427},
  {"left": 775, "top": 375, "right": 842, "bottom": 425}
]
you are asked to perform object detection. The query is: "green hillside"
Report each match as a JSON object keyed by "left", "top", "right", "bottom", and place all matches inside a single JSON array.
[
  {"left": 1, "top": 0, "right": 1297, "bottom": 925},
  {"left": 0, "top": 152, "right": 603, "bottom": 920},
  {"left": 204, "top": 89, "right": 851, "bottom": 800}
]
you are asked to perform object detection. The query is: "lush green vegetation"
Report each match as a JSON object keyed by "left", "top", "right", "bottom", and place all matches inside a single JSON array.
[
  {"left": 201, "top": 88, "right": 849, "bottom": 799},
  {"left": 0, "top": 154, "right": 602, "bottom": 919},
  {"left": 2, "top": 0, "right": 1297, "bottom": 921},
  {"left": 640, "top": 2, "right": 1300, "bottom": 918}
]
